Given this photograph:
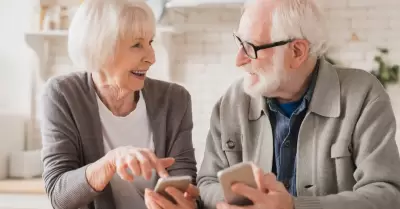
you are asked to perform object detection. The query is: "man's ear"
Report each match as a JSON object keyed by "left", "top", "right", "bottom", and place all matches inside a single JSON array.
[{"left": 289, "top": 40, "right": 309, "bottom": 69}]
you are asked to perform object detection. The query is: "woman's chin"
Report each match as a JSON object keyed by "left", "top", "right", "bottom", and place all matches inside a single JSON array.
[{"left": 127, "top": 81, "right": 145, "bottom": 92}]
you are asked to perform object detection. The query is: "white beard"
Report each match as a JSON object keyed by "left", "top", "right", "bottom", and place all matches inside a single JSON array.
[{"left": 242, "top": 49, "right": 286, "bottom": 98}]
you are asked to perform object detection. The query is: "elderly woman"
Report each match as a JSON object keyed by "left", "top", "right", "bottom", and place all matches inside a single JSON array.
[{"left": 39, "top": 1, "right": 198, "bottom": 209}]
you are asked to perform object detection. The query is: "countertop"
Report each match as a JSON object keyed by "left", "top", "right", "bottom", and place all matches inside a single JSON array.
[
  {"left": 0, "top": 178, "right": 45, "bottom": 194},
  {"left": 0, "top": 178, "right": 51, "bottom": 209}
]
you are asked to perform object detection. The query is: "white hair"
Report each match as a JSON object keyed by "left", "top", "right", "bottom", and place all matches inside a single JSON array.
[
  {"left": 270, "top": 0, "right": 329, "bottom": 57},
  {"left": 68, "top": 0, "right": 156, "bottom": 71}
]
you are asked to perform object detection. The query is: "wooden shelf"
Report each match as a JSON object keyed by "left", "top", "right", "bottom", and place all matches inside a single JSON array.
[
  {"left": 40, "top": 0, "right": 246, "bottom": 9},
  {"left": 25, "top": 25, "right": 179, "bottom": 39},
  {"left": 0, "top": 179, "right": 45, "bottom": 194},
  {"left": 26, "top": 30, "right": 69, "bottom": 38},
  {"left": 166, "top": 0, "right": 246, "bottom": 8},
  {"left": 40, "top": 0, "right": 82, "bottom": 7}
]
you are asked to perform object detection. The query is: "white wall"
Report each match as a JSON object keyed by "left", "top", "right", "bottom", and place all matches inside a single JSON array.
[
  {"left": 1, "top": 0, "right": 400, "bottom": 164},
  {"left": 0, "top": 0, "right": 36, "bottom": 116},
  {"left": 322, "top": 0, "right": 400, "bottom": 70}
]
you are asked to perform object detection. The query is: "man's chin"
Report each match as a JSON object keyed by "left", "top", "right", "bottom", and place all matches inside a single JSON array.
[
  {"left": 243, "top": 81, "right": 279, "bottom": 98},
  {"left": 243, "top": 83, "right": 264, "bottom": 98}
]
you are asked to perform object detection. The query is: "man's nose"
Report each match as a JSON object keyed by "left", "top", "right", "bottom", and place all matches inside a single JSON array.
[{"left": 236, "top": 48, "right": 251, "bottom": 67}]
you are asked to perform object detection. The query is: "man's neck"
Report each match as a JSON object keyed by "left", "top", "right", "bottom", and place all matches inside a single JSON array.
[{"left": 274, "top": 59, "right": 318, "bottom": 104}]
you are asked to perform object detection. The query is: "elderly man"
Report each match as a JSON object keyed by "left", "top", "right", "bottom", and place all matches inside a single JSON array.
[{"left": 197, "top": 0, "right": 400, "bottom": 209}]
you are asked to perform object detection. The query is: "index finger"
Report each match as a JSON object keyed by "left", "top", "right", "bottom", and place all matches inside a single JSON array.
[
  {"left": 141, "top": 149, "right": 169, "bottom": 178},
  {"left": 263, "top": 173, "right": 287, "bottom": 193},
  {"left": 231, "top": 183, "right": 265, "bottom": 203}
]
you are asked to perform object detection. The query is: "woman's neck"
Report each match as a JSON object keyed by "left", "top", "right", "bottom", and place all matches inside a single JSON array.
[{"left": 92, "top": 72, "right": 137, "bottom": 117}]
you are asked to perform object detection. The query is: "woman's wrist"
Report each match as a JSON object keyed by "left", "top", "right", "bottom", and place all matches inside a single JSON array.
[{"left": 85, "top": 154, "right": 116, "bottom": 192}]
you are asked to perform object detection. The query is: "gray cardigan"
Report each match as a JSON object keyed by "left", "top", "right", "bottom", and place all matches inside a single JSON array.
[
  {"left": 197, "top": 58, "right": 400, "bottom": 209},
  {"left": 39, "top": 72, "right": 197, "bottom": 209}
]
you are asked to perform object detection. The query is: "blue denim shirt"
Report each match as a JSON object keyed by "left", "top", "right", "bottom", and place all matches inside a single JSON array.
[{"left": 266, "top": 62, "right": 319, "bottom": 196}]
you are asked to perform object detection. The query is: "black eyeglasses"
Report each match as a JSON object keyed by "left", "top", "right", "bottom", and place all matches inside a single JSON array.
[{"left": 233, "top": 33, "right": 294, "bottom": 59}]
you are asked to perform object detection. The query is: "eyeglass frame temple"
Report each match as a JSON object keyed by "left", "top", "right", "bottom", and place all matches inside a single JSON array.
[{"left": 233, "top": 33, "right": 294, "bottom": 59}]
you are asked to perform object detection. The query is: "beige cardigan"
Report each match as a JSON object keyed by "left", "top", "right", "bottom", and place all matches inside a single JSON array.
[{"left": 197, "top": 58, "right": 400, "bottom": 209}]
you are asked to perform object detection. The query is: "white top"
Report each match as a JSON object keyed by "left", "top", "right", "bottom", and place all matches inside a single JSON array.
[
  {"left": 96, "top": 91, "right": 155, "bottom": 209},
  {"left": 97, "top": 91, "right": 154, "bottom": 151}
]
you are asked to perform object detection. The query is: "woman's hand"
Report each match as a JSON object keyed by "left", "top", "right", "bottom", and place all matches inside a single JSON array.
[
  {"left": 86, "top": 146, "right": 175, "bottom": 192},
  {"left": 108, "top": 146, "right": 175, "bottom": 181},
  {"left": 145, "top": 184, "right": 199, "bottom": 209}
]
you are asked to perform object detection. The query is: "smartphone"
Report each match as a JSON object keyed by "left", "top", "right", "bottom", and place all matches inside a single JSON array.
[
  {"left": 217, "top": 162, "right": 257, "bottom": 206},
  {"left": 154, "top": 176, "right": 192, "bottom": 204}
]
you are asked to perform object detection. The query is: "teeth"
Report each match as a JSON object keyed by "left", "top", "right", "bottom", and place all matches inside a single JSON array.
[{"left": 132, "top": 71, "right": 145, "bottom": 75}]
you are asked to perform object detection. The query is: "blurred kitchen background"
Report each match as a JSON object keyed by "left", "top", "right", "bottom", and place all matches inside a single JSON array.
[{"left": 0, "top": 0, "right": 399, "bottom": 208}]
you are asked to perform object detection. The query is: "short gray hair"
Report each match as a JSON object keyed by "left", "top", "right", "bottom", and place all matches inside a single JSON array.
[
  {"left": 270, "top": 0, "right": 329, "bottom": 57},
  {"left": 68, "top": 0, "right": 156, "bottom": 71}
]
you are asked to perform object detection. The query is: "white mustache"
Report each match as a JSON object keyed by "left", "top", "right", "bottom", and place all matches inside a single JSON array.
[{"left": 241, "top": 64, "right": 257, "bottom": 74}]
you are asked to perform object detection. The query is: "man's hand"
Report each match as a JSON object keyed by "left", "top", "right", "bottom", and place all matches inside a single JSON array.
[
  {"left": 217, "top": 165, "right": 294, "bottom": 209},
  {"left": 145, "top": 184, "right": 199, "bottom": 209}
]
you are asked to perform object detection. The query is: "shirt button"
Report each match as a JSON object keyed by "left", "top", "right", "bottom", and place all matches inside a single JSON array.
[
  {"left": 227, "top": 140, "right": 235, "bottom": 149},
  {"left": 284, "top": 141, "right": 291, "bottom": 147}
]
